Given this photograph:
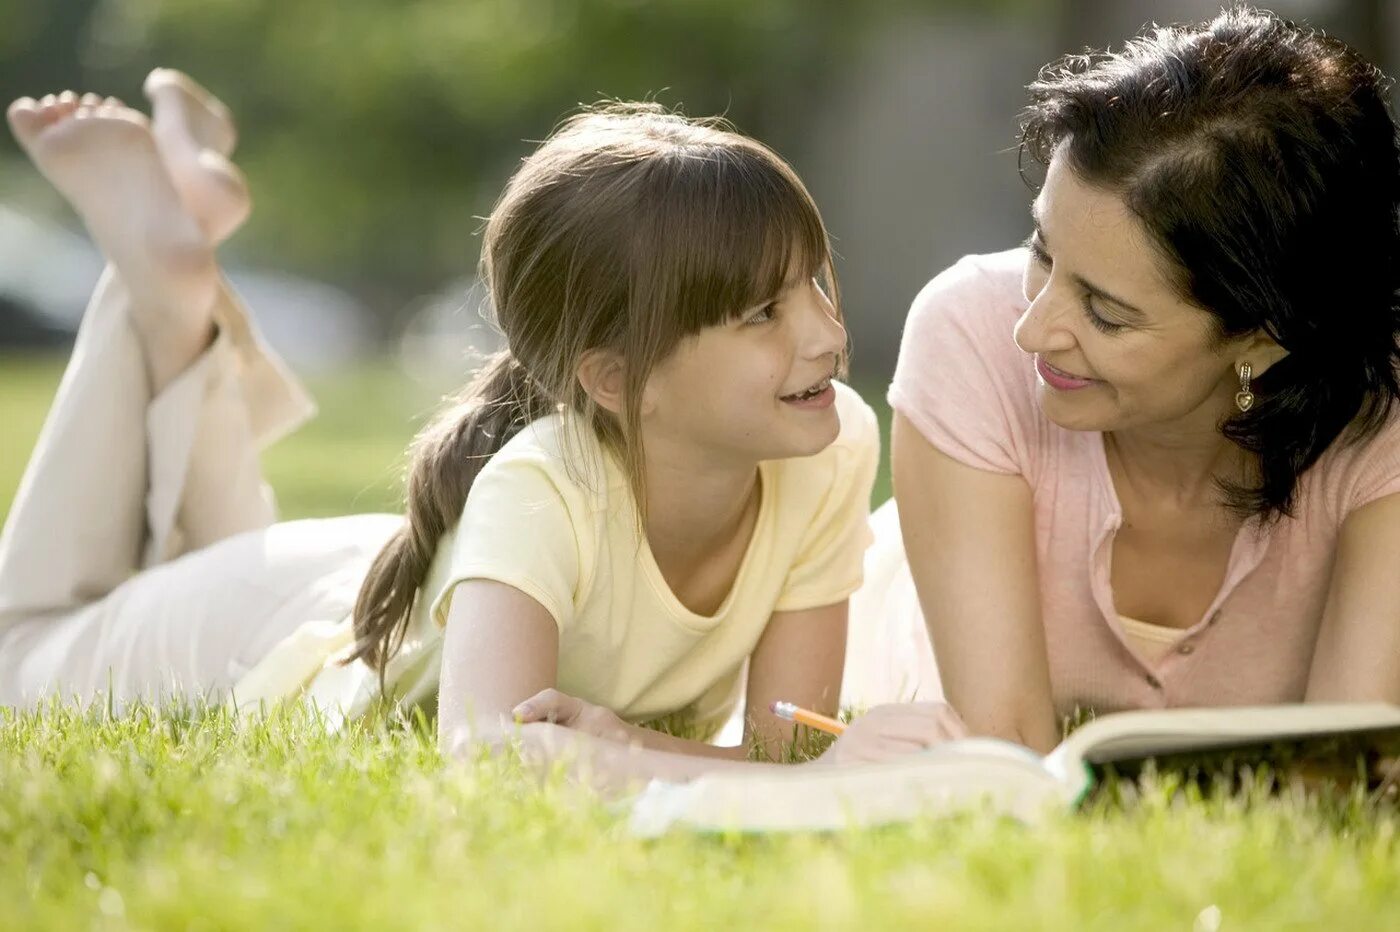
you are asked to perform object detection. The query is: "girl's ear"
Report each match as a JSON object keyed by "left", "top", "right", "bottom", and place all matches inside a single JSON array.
[
  {"left": 1236, "top": 329, "right": 1289, "bottom": 379},
  {"left": 576, "top": 349, "right": 626, "bottom": 415}
]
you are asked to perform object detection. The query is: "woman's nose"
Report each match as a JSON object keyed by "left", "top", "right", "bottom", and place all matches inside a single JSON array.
[{"left": 1013, "top": 288, "right": 1076, "bottom": 356}]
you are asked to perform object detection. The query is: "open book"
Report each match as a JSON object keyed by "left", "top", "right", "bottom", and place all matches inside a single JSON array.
[{"left": 629, "top": 703, "right": 1400, "bottom": 836}]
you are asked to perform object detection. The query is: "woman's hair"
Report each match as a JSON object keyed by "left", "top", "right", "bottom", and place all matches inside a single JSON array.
[
  {"left": 348, "top": 102, "right": 840, "bottom": 673},
  {"left": 1020, "top": 5, "right": 1400, "bottom": 519}
]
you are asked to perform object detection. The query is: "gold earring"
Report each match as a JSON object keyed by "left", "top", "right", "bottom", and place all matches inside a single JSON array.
[{"left": 1235, "top": 362, "right": 1254, "bottom": 413}]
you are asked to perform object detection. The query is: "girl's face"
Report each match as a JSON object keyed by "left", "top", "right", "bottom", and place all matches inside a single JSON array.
[
  {"left": 1014, "top": 153, "right": 1246, "bottom": 435},
  {"left": 642, "top": 272, "right": 847, "bottom": 464}
]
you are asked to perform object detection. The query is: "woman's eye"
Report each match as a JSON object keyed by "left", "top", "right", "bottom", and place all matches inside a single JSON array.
[
  {"left": 1082, "top": 295, "right": 1126, "bottom": 335},
  {"left": 1025, "top": 235, "right": 1051, "bottom": 266}
]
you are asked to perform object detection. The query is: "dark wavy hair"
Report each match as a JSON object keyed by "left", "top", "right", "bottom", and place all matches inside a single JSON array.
[{"left": 1020, "top": 5, "right": 1400, "bottom": 520}]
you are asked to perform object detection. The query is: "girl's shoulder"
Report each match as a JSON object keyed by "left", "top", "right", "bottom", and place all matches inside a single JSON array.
[
  {"left": 829, "top": 379, "right": 880, "bottom": 458},
  {"left": 473, "top": 412, "right": 620, "bottom": 514},
  {"left": 765, "top": 381, "right": 880, "bottom": 512},
  {"left": 784, "top": 380, "right": 879, "bottom": 476}
]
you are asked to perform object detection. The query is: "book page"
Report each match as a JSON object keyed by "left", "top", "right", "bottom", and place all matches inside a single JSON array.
[{"left": 1047, "top": 703, "right": 1400, "bottom": 778}]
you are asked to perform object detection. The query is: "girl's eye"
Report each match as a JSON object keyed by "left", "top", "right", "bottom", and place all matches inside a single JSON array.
[
  {"left": 1082, "top": 295, "right": 1126, "bottom": 335},
  {"left": 744, "top": 303, "right": 778, "bottom": 326}
]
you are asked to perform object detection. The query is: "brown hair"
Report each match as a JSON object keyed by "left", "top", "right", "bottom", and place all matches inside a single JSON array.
[{"left": 348, "top": 102, "right": 839, "bottom": 673}]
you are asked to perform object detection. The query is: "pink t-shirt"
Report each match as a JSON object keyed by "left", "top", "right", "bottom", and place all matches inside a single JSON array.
[{"left": 889, "top": 248, "right": 1400, "bottom": 717}]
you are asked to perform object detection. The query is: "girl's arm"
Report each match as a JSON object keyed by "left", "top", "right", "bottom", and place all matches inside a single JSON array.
[
  {"left": 436, "top": 578, "right": 804, "bottom": 768},
  {"left": 1304, "top": 492, "right": 1400, "bottom": 703},
  {"left": 739, "top": 601, "right": 847, "bottom": 758},
  {"left": 892, "top": 412, "right": 1060, "bottom": 753},
  {"left": 441, "top": 580, "right": 961, "bottom": 782},
  {"left": 511, "top": 603, "right": 847, "bottom": 762}
]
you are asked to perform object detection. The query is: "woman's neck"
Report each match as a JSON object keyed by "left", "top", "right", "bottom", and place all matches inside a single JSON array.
[{"left": 1106, "top": 392, "right": 1249, "bottom": 507}]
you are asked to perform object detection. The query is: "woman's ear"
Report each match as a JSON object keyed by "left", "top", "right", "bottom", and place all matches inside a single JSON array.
[
  {"left": 1237, "top": 329, "right": 1289, "bottom": 379},
  {"left": 576, "top": 349, "right": 626, "bottom": 415}
]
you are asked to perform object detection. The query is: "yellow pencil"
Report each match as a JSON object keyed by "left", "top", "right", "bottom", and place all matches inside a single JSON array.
[{"left": 771, "top": 700, "right": 846, "bottom": 736}]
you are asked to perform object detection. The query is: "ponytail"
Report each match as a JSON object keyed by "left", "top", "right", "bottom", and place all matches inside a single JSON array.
[{"left": 347, "top": 350, "right": 556, "bottom": 673}]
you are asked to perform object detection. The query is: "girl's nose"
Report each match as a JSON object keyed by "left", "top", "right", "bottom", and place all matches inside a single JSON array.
[{"left": 804, "top": 289, "right": 847, "bottom": 360}]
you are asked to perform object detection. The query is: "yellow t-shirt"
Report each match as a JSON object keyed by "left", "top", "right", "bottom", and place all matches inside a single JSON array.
[{"left": 233, "top": 381, "right": 879, "bottom": 732}]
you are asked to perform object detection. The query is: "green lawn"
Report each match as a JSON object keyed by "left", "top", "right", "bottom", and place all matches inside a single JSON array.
[{"left": 2, "top": 356, "right": 1399, "bottom": 929}]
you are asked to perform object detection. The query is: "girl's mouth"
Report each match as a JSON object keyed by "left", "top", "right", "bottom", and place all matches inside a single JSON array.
[{"left": 781, "top": 375, "right": 836, "bottom": 408}]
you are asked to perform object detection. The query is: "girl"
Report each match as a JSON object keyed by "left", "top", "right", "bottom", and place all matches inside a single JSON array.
[
  {"left": 0, "top": 74, "right": 954, "bottom": 783},
  {"left": 847, "top": 6, "right": 1400, "bottom": 751}
]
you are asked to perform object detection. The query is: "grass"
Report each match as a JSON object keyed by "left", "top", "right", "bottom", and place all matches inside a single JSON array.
[{"left": 3, "top": 355, "right": 1399, "bottom": 929}]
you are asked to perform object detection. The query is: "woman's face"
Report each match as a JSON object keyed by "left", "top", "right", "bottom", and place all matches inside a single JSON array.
[{"left": 1014, "top": 152, "right": 1246, "bottom": 435}]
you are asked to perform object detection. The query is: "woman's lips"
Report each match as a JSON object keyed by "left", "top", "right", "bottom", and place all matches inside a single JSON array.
[{"left": 1035, "top": 355, "right": 1096, "bottom": 391}]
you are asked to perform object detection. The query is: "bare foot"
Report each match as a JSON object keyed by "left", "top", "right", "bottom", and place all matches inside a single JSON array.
[
  {"left": 144, "top": 69, "right": 249, "bottom": 244},
  {"left": 8, "top": 94, "right": 218, "bottom": 391}
]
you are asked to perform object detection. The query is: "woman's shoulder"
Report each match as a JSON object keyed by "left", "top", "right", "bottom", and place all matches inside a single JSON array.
[
  {"left": 908, "top": 248, "right": 1030, "bottom": 333},
  {"left": 889, "top": 248, "right": 1046, "bottom": 477},
  {"left": 1304, "top": 399, "right": 1400, "bottom": 519},
  {"left": 898, "top": 247, "right": 1034, "bottom": 384}
]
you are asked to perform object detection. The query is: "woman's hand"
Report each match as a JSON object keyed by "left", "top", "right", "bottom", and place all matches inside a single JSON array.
[
  {"left": 817, "top": 701, "right": 968, "bottom": 766},
  {"left": 512, "top": 688, "right": 633, "bottom": 745}
]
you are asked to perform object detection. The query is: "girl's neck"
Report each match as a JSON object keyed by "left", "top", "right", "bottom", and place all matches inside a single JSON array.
[{"left": 640, "top": 440, "right": 762, "bottom": 567}]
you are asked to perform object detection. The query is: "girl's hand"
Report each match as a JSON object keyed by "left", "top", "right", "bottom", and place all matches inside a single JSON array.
[
  {"left": 512, "top": 688, "right": 633, "bottom": 745},
  {"left": 818, "top": 701, "right": 968, "bottom": 766}
]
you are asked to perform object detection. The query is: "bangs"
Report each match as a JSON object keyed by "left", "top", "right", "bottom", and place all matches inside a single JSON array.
[{"left": 633, "top": 142, "right": 833, "bottom": 335}]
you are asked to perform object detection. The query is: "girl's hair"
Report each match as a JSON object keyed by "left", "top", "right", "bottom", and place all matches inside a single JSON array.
[
  {"left": 1019, "top": 5, "right": 1400, "bottom": 520},
  {"left": 349, "top": 102, "right": 840, "bottom": 673}
]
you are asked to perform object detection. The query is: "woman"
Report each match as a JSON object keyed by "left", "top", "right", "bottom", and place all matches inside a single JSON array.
[{"left": 847, "top": 5, "right": 1400, "bottom": 752}]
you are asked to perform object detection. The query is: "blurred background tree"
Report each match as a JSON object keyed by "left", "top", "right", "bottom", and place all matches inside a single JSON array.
[
  {"left": 0, "top": 0, "right": 1390, "bottom": 372},
  {"left": 1, "top": 0, "right": 908, "bottom": 333},
  {"left": 0, "top": 0, "right": 1394, "bottom": 519}
]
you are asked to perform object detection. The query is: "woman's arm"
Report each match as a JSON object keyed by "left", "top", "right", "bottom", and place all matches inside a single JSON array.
[
  {"left": 1304, "top": 491, "right": 1400, "bottom": 703},
  {"left": 892, "top": 412, "right": 1060, "bottom": 752}
]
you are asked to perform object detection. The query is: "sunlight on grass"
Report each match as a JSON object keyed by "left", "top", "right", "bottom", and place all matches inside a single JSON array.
[
  {"left": 8, "top": 356, "right": 1397, "bottom": 928},
  {"left": 1, "top": 704, "right": 1398, "bottom": 930}
]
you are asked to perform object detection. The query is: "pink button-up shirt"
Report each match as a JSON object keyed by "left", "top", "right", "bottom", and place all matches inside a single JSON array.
[{"left": 889, "top": 249, "right": 1400, "bottom": 716}]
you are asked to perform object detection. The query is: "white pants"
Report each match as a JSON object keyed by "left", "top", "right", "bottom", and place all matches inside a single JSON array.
[
  {"left": 0, "top": 268, "right": 398, "bottom": 710},
  {"left": 840, "top": 500, "right": 944, "bottom": 709}
]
